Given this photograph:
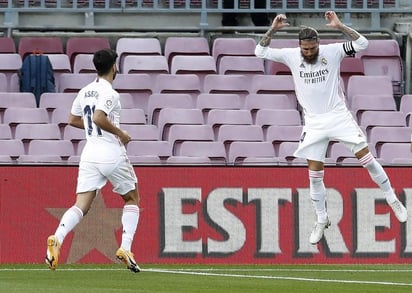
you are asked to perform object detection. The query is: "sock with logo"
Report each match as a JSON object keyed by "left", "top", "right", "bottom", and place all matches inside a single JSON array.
[
  {"left": 121, "top": 205, "right": 140, "bottom": 251},
  {"left": 55, "top": 205, "right": 83, "bottom": 244},
  {"left": 309, "top": 169, "right": 328, "bottom": 223}
]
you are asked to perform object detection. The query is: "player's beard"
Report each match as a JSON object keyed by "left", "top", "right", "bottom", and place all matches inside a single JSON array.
[{"left": 301, "top": 50, "right": 319, "bottom": 64}]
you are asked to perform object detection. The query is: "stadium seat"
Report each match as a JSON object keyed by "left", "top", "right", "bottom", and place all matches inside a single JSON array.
[
  {"left": 154, "top": 74, "right": 201, "bottom": 103},
  {"left": 277, "top": 141, "right": 305, "bottom": 165},
  {"left": 346, "top": 75, "right": 393, "bottom": 108},
  {"left": 113, "top": 73, "right": 153, "bottom": 113},
  {"left": 355, "top": 39, "right": 404, "bottom": 97},
  {"left": 212, "top": 37, "right": 256, "bottom": 68},
  {"left": 350, "top": 94, "right": 397, "bottom": 120},
  {"left": 255, "top": 109, "right": 302, "bottom": 129},
  {"left": 399, "top": 94, "right": 412, "bottom": 126},
  {"left": 203, "top": 74, "right": 251, "bottom": 104},
  {"left": 207, "top": 109, "right": 253, "bottom": 137},
  {"left": 0, "top": 139, "right": 25, "bottom": 160},
  {"left": 178, "top": 141, "right": 227, "bottom": 165},
  {"left": 196, "top": 93, "right": 242, "bottom": 120},
  {"left": 0, "top": 53, "right": 22, "bottom": 91},
  {"left": 46, "top": 54, "right": 72, "bottom": 90},
  {"left": 164, "top": 36, "right": 210, "bottom": 67},
  {"left": 167, "top": 124, "right": 214, "bottom": 153},
  {"left": 66, "top": 37, "right": 111, "bottom": 69},
  {"left": 218, "top": 56, "right": 265, "bottom": 76},
  {"left": 58, "top": 73, "right": 96, "bottom": 93},
  {"left": 0, "top": 37, "right": 16, "bottom": 53},
  {"left": 339, "top": 57, "right": 364, "bottom": 92},
  {"left": 228, "top": 141, "right": 277, "bottom": 165},
  {"left": 166, "top": 155, "right": 212, "bottom": 165},
  {"left": 265, "top": 125, "right": 303, "bottom": 152},
  {"left": 18, "top": 37, "right": 64, "bottom": 59},
  {"left": 147, "top": 93, "right": 194, "bottom": 124},
  {"left": 251, "top": 75, "right": 296, "bottom": 103},
  {"left": 170, "top": 55, "right": 217, "bottom": 85},
  {"left": 120, "top": 124, "right": 159, "bottom": 141},
  {"left": 23, "top": 139, "right": 74, "bottom": 160},
  {"left": 156, "top": 108, "right": 204, "bottom": 140},
  {"left": 0, "top": 124, "right": 12, "bottom": 139},
  {"left": 73, "top": 54, "right": 96, "bottom": 73},
  {"left": 244, "top": 94, "right": 297, "bottom": 122},
  {"left": 368, "top": 126, "right": 411, "bottom": 155},
  {"left": 126, "top": 140, "right": 172, "bottom": 163},
  {"left": 327, "top": 142, "right": 356, "bottom": 164},
  {"left": 39, "top": 92, "right": 77, "bottom": 112},
  {"left": 379, "top": 143, "right": 412, "bottom": 165},
  {"left": 3, "top": 108, "right": 49, "bottom": 128},
  {"left": 217, "top": 125, "right": 264, "bottom": 155},
  {"left": 119, "top": 108, "right": 147, "bottom": 125},
  {"left": 121, "top": 55, "right": 169, "bottom": 80},
  {"left": 0, "top": 73, "right": 8, "bottom": 92},
  {"left": 358, "top": 110, "right": 405, "bottom": 134},
  {"left": 116, "top": 37, "right": 162, "bottom": 70},
  {"left": 63, "top": 125, "right": 85, "bottom": 142}
]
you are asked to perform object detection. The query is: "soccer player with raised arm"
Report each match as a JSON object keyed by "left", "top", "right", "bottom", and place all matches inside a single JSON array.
[
  {"left": 255, "top": 11, "right": 407, "bottom": 244},
  {"left": 45, "top": 49, "right": 141, "bottom": 272}
]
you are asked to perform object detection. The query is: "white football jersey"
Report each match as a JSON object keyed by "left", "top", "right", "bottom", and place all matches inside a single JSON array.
[
  {"left": 255, "top": 42, "right": 350, "bottom": 115},
  {"left": 71, "top": 77, "right": 125, "bottom": 163}
]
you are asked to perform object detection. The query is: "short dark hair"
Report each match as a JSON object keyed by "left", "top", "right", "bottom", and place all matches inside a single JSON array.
[
  {"left": 298, "top": 26, "right": 319, "bottom": 42},
  {"left": 93, "top": 49, "right": 118, "bottom": 76}
]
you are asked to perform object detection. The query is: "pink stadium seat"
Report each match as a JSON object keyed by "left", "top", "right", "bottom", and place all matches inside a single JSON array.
[
  {"left": 147, "top": 93, "right": 194, "bottom": 125},
  {"left": 277, "top": 141, "right": 305, "bottom": 165},
  {"left": 399, "top": 94, "right": 412, "bottom": 126},
  {"left": 251, "top": 75, "right": 296, "bottom": 103},
  {"left": 255, "top": 109, "right": 302, "bottom": 129},
  {"left": 350, "top": 94, "right": 397, "bottom": 120},
  {"left": 0, "top": 37, "right": 16, "bottom": 53},
  {"left": 379, "top": 143, "right": 412, "bottom": 165},
  {"left": 45, "top": 54, "right": 72, "bottom": 90},
  {"left": 217, "top": 125, "right": 264, "bottom": 154},
  {"left": 178, "top": 141, "right": 227, "bottom": 165},
  {"left": 0, "top": 124, "right": 12, "bottom": 139},
  {"left": 207, "top": 109, "right": 253, "bottom": 135},
  {"left": 121, "top": 55, "right": 169, "bottom": 79},
  {"left": 51, "top": 107, "right": 71, "bottom": 129},
  {"left": 3, "top": 108, "right": 49, "bottom": 127},
  {"left": 66, "top": 37, "right": 111, "bottom": 69},
  {"left": 167, "top": 124, "right": 214, "bottom": 153},
  {"left": 0, "top": 53, "right": 22, "bottom": 91},
  {"left": 119, "top": 108, "right": 147, "bottom": 125},
  {"left": 113, "top": 73, "right": 153, "bottom": 113},
  {"left": 39, "top": 92, "right": 76, "bottom": 111},
  {"left": 156, "top": 108, "right": 204, "bottom": 140},
  {"left": 120, "top": 124, "right": 159, "bottom": 141},
  {"left": 18, "top": 37, "right": 64, "bottom": 59},
  {"left": 228, "top": 141, "right": 276, "bottom": 165},
  {"left": 164, "top": 37, "right": 210, "bottom": 67},
  {"left": 212, "top": 38, "right": 256, "bottom": 67},
  {"left": 0, "top": 139, "right": 25, "bottom": 160},
  {"left": 154, "top": 74, "right": 201, "bottom": 103},
  {"left": 127, "top": 140, "right": 172, "bottom": 163},
  {"left": 116, "top": 37, "right": 162, "bottom": 70},
  {"left": 0, "top": 73, "right": 8, "bottom": 92},
  {"left": 346, "top": 75, "right": 393, "bottom": 108},
  {"left": 339, "top": 57, "right": 364, "bottom": 92},
  {"left": 73, "top": 54, "right": 96, "bottom": 73},
  {"left": 15, "top": 124, "right": 61, "bottom": 154},
  {"left": 218, "top": 56, "right": 265, "bottom": 76},
  {"left": 368, "top": 126, "right": 411, "bottom": 155},
  {"left": 355, "top": 39, "right": 404, "bottom": 97},
  {"left": 170, "top": 55, "right": 217, "bottom": 85},
  {"left": 24, "top": 139, "right": 74, "bottom": 159},
  {"left": 63, "top": 125, "right": 85, "bottom": 142},
  {"left": 358, "top": 111, "right": 405, "bottom": 134},
  {"left": 58, "top": 73, "right": 96, "bottom": 93},
  {"left": 196, "top": 93, "right": 242, "bottom": 120},
  {"left": 203, "top": 74, "right": 251, "bottom": 104},
  {"left": 0, "top": 93, "right": 36, "bottom": 112},
  {"left": 244, "top": 94, "right": 297, "bottom": 121},
  {"left": 265, "top": 125, "right": 303, "bottom": 147}
]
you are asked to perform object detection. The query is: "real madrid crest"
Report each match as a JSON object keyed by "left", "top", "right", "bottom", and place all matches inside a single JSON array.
[
  {"left": 321, "top": 57, "right": 327, "bottom": 65},
  {"left": 105, "top": 100, "right": 113, "bottom": 107}
]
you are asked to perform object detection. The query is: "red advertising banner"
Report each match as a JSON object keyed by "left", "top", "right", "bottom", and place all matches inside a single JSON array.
[{"left": 0, "top": 166, "right": 411, "bottom": 264}]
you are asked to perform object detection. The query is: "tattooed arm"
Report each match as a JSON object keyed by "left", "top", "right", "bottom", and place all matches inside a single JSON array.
[{"left": 259, "top": 14, "right": 289, "bottom": 47}]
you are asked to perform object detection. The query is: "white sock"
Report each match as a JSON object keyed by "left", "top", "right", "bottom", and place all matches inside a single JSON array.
[
  {"left": 309, "top": 170, "right": 328, "bottom": 223},
  {"left": 359, "top": 152, "right": 397, "bottom": 203},
  {"left": 121, "top": 205, "right": 140, "bottom": 251},
  {"left": 55, "top": 206, "right": 83, "bottom": 244}
]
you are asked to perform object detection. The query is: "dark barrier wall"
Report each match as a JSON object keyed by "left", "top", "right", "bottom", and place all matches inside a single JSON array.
[{"left": 0, "top": 166, "right": 411, "bottom": 264}]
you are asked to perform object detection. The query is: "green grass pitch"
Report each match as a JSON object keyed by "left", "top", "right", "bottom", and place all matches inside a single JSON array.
[{"left": 1, "top": 264, "right": 412, "bottom": 292}]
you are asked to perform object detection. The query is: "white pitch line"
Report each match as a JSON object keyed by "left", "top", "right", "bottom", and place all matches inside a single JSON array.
[{"left": 145, "top": 268, "right": 412, "bottom": 287}]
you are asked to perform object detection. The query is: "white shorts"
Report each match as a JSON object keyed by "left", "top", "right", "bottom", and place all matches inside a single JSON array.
[
  {"left": 293, "top": 110, "right": 368, "bottom": 162},
  {"left": 76, "top": 155, "right": 137, "bottom": 195}
]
